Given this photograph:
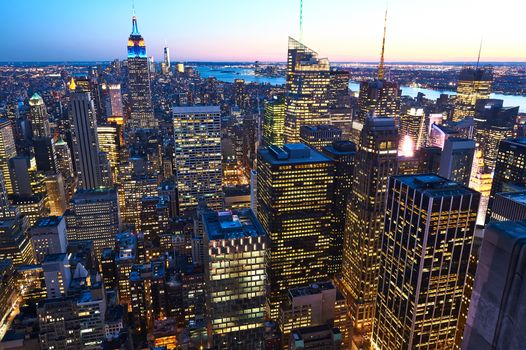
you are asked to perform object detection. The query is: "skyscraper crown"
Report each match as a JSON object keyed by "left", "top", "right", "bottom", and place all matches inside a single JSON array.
[{"left": 128, "top": 15, "right": 146, "bottom": 58}]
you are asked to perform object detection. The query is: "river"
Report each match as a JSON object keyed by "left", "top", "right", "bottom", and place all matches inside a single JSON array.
[{"left": 196, "top": 66, "right": 526, "bottom": 113}]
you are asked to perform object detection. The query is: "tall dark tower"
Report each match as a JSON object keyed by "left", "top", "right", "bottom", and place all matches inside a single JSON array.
[
  {"left": 69, "top": 84, "right": 102, "bottom": 190},
  {"left": 339, "top": 117, "right": 399, "bottom": 348},
  {"left": 127, "top": 14, "right": 157, "bottom": 130}
]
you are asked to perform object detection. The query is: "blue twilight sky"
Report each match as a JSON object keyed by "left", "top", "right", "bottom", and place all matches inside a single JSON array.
[{"left": 2, "top": 0, "right": 525, "bottom": 62}]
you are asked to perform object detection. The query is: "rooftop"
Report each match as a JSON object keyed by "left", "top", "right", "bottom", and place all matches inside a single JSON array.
[
  {"left": 394, "top": 174, "right": 478, "bottom": 197},
  {"left": 71, "top": 188, "right": 117, "bottom": 203},
  {"left": 496, "top": 191, "right": 526, "bottom": 206},
  {"left": 259, "top": 143, "right": 331, "bottom": 165},
  {"left": 42, "top": 253, "right": 67, "bottom": 263},
  {"left": 300, "top": 124, "right": 342, "bottom": 134},
  {"left": 323, "top": 140, "right": 357, "bottom": 156},
  {"left": 204, "top": 209, "right": 265, "bottom": 241},
  {"left": 172, "top": 105, "right": 220, "bottom": 114},
  {"left": 33, "top": 216, "right": 63, "bottom": 228},
  {"left": 289, "top": 281, "right": 335, "bottom": 298}
]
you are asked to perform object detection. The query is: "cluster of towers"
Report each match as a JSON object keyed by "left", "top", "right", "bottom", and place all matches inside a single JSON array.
[{"left": 0, "top": 7, "right": 524, "bottom": 350}]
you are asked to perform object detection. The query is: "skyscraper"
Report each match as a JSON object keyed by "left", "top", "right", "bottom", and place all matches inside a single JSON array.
[
  {"left": 65, "top": 188, "right": 120, "bottom": 258},
  {"left": 486, "top": 138, "right": 526, "bottom": 222},
  {"left": 355, "top": 80, "right": 400, "bottom": 143},
  {"left": 28, "top": 93, "right": 51, "bottom": 138},
  {"left": 263, "top": 95, "right": 286, "bottom": 147},
  {"left": 399, "top": 107, "right": 426, "bottom": 151},
  {"left": 257, "top": 143, "right": 334, "bottom": 320},
  {"left": 322, "top": 141, "right": 356, "bottom": 275},
  {"left": 438, "top": 137, "right": 475, "bottom": 186},
  {"left": 101, "top": 83, "right": 124, "bottom": 117},
  {"left": 203, "top": 209, "right": 267, "bottom": 349},
  {"left": 373, "top": 174, "right": 479, "bottom": 349},
  {"left": 462, "top": 220, "right": 526, "bottom": 349},
  {"left": 127, "top": 15, "right": 157, "bottom": 129},
  {"left": 339, "top": 117, "right": 398, "bottom": 347},
  {"left": 473, "top": 99, "right": 518, "bottom": 172},
  {"left": 299, "top": 125, "right": 342, "bottom": 152},
  {"left": 69, "top": 90, "right": 102, "bottom": 190},
  {"left": 173, "top": 106, "right": 223, "bottom": 214},
  {"left": 284, "top": 38, "right": 331, "bottom": 143},
  {"left": 0, "top": 119, "right": 17, "bottom": 194},
  {"left": 162, "top": 46, "right": 171, "bottom": 75},
  {"left": 453, "top": 66, "right": 493, "bottom": 121},
  {"left": 328, "top": 68, "right": 353, "bottom": 140}
]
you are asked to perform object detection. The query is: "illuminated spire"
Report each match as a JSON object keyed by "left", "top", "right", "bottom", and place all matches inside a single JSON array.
[
  {"left": 131, "top": 15, "right": 140, "bottom": 35},
  {"left": 68, "top": 77, "right": 76, "bottom": 91},
  {"left": 378, "top": 6, "right": 388, "bottom": 80}
]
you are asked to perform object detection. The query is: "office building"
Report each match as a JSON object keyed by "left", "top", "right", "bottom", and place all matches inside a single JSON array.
[
  {"left": 489, "top": 191, "right": 526, "bottom": 222},
  {"left": 29, "top": 216, "right": 67, "bottom": 263},
  {"left": 486, "top": 138, "right": 526, "bottom": 222},
  {"left": 438, "top": 137, "right": 475, "bottom": 186},
  {"left": 38, "top": 297, "right": 81, "bottom": 350},
  {"left": 139, "top": 196, "right": 170, "bottom": 242},
  {"left": 399, "top": 107, "right": 426, "bottom": 151},
  {"left": 97, "top": 124, "right": 123, "bottom": 183},
  {"left": 453, "top": 66, "right": 493, "bottom": 121},
  {"left": 0, "top": 216, "right": 33, "bottom": 267},
  {"left": 263, "top": 95, "right": 286, "bottom": 147},
  {"left": 114, "top": 231, "right": 138, "bottom": 304},
  {"left": 203, "top": 209, "right": 267, "bottom": 349},
  {"left": 28, "top": 93, "right": 51, "bottom": 138},
  {"left": 127, "top": 15, "right": 157, "bottom": 129},
  {"left": 69, "top": 90, "right": 102, "bottom": 190},
  {"left": 66, "top": 188, "right": 120, "bottom": 257},
  {"left": 121, "top": 174, "right": 158, "bottom": 228},
  {"left": 372, "top": 174, "right": 479, "bottom": 349},
  {"left": 354, "top": 80, "right": 400, "bottom": 144},
  {"left": 32, "top": 137, "right": 58, "bottom": 173},
  {"left": 0, "top": 119, "right": 17, "bottom": 194},
  {"left": 257, "top": 144, "right": 334, "bottom": 320},
  {"left": 162, "top": 46, "right": 171, "bottom": 75},
  {"left": 300, "top": 125, "right": 342, "bottom": 152},
  {"left": 289, "top": 324, "right": 342, "bottom": 350},
  {"left": 284, "top": 38, "right": 331, "bottom": 143},
  {"left": 101, "top": 83, "right": 124, "bottom": 117},
  {"left": 473, "top": 99, "right": 518, "bottom": 172},
  {"left": 339, "top": 117, "right": 398, "bottom": 347},
  {"left": 322, "top": 141, "right": 356, "bottom": 275},
  {"left": 328, "top": 69, "right": 353, "bottom": 140},
  {"left": 42, "top": 253, "right": 71, "bottom": 299},
  {"left": 280, "top": 282, "right": 349, "bottom": 349},
  {"left": 173, "top": 106, "right": 223, "bottom": 214},
  {"left": 462, "top": 220, "right": 526, "bottom": 350}
]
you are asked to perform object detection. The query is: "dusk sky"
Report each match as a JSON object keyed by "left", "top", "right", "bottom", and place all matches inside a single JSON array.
[{"left": 2, "top": 0, "right": 525, "bottom": 62}]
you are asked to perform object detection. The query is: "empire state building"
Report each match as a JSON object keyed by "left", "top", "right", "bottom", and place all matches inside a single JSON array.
[{"left": 127, "top": 15, "right": 157, "bottom": 129}]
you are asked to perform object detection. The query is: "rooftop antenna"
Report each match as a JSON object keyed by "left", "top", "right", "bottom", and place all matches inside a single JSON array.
[
  {"left": 378, "top": 3, "right": 388, "bottom": 80},
  {"left": 476, "top": 37, "right": 483, "bottom": 69},
  {"left": 132, "top": 0, "right": 136, "bottom": 16},
  {"left": 299, "top": 0, "right": 303, "bottom": 43}
]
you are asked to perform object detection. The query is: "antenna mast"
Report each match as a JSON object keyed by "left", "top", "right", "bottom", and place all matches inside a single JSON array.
[
  {"left": 299, "top": 0, "right": 303, "bottom": 43},
  {"left": 476, "top": 38, "right": 483, "bottom": 69},
  {"left": 378, "top": 6, "right": 388, "bottom": 80}
]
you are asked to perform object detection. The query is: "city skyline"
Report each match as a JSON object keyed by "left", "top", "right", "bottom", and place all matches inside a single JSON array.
[{"left": 2, "top": 0, "right": 526, "bottom": 62}]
